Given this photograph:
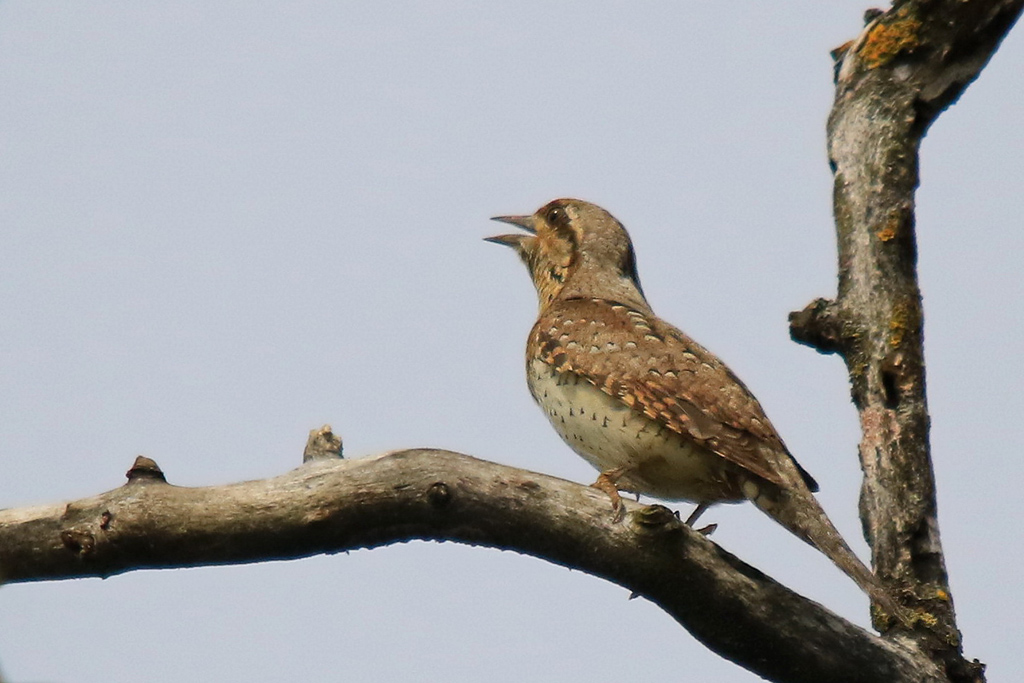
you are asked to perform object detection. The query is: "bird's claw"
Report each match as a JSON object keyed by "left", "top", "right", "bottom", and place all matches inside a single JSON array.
[
  {"left": 684, "top": 503, "right": 709, "bottom": 527},
  {"left": 591, "top": 469, "right": 627, "bottom": 523}
]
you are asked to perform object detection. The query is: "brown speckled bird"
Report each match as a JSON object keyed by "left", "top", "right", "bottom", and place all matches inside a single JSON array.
[{"left": 487, "top": 197, "right": 903, "bottom": 620}]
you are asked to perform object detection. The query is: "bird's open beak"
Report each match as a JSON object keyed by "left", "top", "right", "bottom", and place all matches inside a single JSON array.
[
  {"left": 485, "top": 214, "right": 536, "bottom": 248},
  {"left": 490, "top": 214, "right": 536, "bottom": 233}
]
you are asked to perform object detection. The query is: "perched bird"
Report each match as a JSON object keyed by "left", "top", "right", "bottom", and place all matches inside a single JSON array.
[{"left": 486, "top": 197, "right": 903, "bottom": 621}]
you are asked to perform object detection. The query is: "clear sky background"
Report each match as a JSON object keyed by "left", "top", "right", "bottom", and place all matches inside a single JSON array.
[{"left": 1, "top": 3, "right": 1021, "bottom": 682}]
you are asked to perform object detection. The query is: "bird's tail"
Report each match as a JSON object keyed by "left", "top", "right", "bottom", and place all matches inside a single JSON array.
[{"left": 751, "top": 483, "right": 909, "bottom": 627}]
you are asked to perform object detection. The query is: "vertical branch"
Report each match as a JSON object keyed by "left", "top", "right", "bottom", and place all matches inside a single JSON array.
[{"left": 789, "top": 1, "right": 1021, "bottom": 680}]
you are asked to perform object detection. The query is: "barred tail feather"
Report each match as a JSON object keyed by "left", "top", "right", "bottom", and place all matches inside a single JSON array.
[{"left": 748, "top": 482, "right": 910, "bottom": 626}]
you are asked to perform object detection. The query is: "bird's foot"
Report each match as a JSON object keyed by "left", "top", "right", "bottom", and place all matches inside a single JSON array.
[
  {"left": 683, "top": 503, "right": 716, "bottom": 535},
  {"left": 684, "top": 503, "right": 709, "bottom": 527},
  {"left": 591, "top": 468, "right": 627, "bottom": 523}
]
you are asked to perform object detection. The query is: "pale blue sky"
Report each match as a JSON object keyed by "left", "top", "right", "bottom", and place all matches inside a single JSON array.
[{"left": 2, "top": 3, "right": 1021, "bottom": 681}]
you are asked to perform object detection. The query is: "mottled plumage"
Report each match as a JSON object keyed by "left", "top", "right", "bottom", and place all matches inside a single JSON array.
[
  {"left": 487, "top": 197, "right": 904, "bottom": 622},
  {"left": 531, "top": 297, "right": 819, "bottom": 495}
]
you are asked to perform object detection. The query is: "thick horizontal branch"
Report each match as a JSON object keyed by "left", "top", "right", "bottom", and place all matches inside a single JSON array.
[{"left": 0, "top": 449, "right": 938, "bottom": 683}]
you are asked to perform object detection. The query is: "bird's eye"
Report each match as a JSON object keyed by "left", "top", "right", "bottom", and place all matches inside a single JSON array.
[{"left": 545, "top": 206, "right": 567, "bottom": 227}]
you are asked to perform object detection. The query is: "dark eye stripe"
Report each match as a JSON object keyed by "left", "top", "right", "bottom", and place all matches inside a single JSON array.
[{"left": 621, "top": 243, "right": 645, "bottom": 298}]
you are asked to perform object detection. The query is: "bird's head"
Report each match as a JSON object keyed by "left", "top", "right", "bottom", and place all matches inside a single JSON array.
[{"left": 486, "top": 198, "right": 647, "bottom": 311}]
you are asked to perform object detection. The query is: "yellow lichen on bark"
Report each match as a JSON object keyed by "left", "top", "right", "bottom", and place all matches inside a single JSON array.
[
  {"left": 876, "top": 210, "right": 902, "bottom": 242},
  {"left": 889, "top": 301, "right": 911, "bottom": 348},
  {"left": 859, "top": 8, "right": 922, "bottom": 68}
]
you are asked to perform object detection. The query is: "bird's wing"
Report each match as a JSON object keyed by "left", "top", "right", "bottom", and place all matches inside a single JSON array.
[{"left": 530, "top": 297, "right": 818, "bottom": 491}]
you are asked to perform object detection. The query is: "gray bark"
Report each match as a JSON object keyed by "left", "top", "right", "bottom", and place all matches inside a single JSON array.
[
  {"left": 790, "top": 1, "right": 1022, "bottom": 680},
  {"left": 0, "top": 449, "right": 940, "bottom": 683}
]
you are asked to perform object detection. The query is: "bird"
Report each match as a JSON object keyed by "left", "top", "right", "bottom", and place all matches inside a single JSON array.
[{"left": 486, "top": 197, "right": 905, "bottom": 622}]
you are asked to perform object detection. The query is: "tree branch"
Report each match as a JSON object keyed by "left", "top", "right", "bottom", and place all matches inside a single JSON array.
[
  {"left": 4, "top": 5, "right": 1019, "bottom": 682},
  {"left": 0, "top": 448, "right": 940, "bottom": 683},
  {"left": 790, "top": 1, "right": 1022, "bottom": 680}
]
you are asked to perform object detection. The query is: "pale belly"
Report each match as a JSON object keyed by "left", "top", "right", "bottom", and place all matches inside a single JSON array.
[{"left": 527, "top": 360, "right": 743, "bottom": 503}]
